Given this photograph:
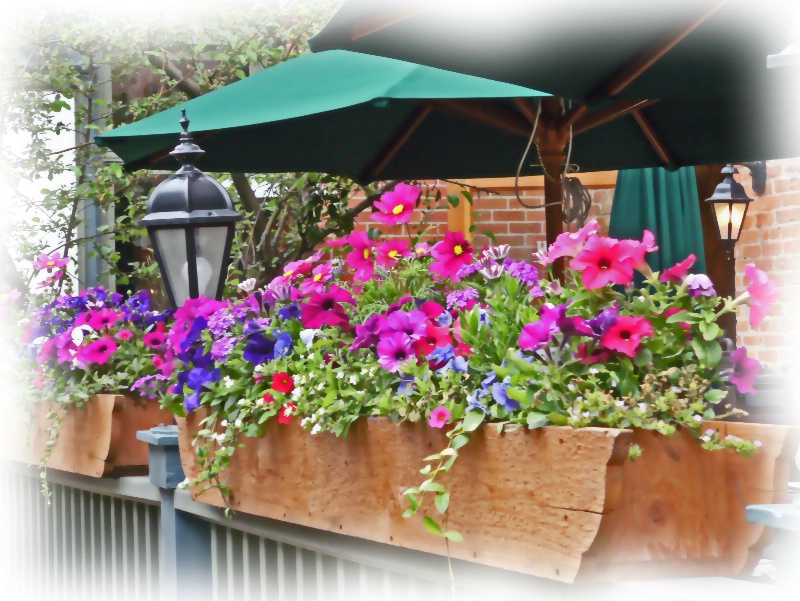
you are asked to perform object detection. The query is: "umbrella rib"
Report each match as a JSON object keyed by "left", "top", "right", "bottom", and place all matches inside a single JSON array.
[
  {"left": 604, "top": 0, "right": 728, "bottom": 98},
  {"left": 631, "top": 109, "right": 674, "bottom": 166},
  {"left": 350, "top": 2, "right": 429, "bottom": 41},
  {"left": 367, "top": 105, "right": 432, "bottom": 180},
  {"left": 144, "top": 130, "right": 217, "bottom": 166},
  {"left": 425, "top": 99, "right": 531, "bottom": 138},
  {"left": 571, "top": 99, "right": 658, "bottom": 136}
]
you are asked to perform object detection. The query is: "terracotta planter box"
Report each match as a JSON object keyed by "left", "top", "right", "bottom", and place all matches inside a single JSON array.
[
  {"left": 177, "top": 415, "right": 797, "bottom": 583},
  {"left": 27, "top": 394, "right": 172, "bottom": 477}
]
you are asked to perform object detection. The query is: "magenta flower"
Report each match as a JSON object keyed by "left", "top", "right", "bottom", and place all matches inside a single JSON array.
[
  {"left": 377, "top": 331, "right": 415, "bottom": 372},
  {"left": 617, "top": 230, "right": 658, "bottom": 269},
  {"left": 385, "top": 309, "right": 428, "bottom": 340},
  {"left": 325, "top": 237, "right": 348, "bottom": 248},
  {"left": 345, "top": 231, "right": 377, "bottom": 282},
  {"left": 518, "top": 317, "right": 558, "bottom": 351},
  {"left": 87, "top": 309, "right": 122, "bottom": 331},
  {"left": 372, "top": 182, "right": 419, "bottom": 226},
  {"left": 301, "top": 285, "right": 354, "bottom": 328},
  {"left": 33, "top": 251, "right": 70, "bottom": 271},
  {"left": 429, "top": 232, "right": 474, "bottom": 281},
  {"left": 428, "top": 406, "right": 451, "bottom": 429},
  {"left": 375, "top": 239, "right": 412, "bottom": 268},
  {"left": 745, "top": 263, "right": 779, "bottom": 327},
  {"left": 661, "top": 254, "right": 697, "bottom": 284},
  {"left": 116, "top": 329, "right": 134, "bottom": 341},
  {"left": 414, "top": 242, "right": 430, "bottom": 257},
  {"left": 78, "top": 336, "right": 118, "bottom": 365},
  {"left": 543, "top": 220, "right": 600, "bottom": 264},
  {"left": 730, "top": 347, "right": 760, "bottom": 394},
  {"left": 282, "top": 259, "right": 312, "bottom": 281},
  {"left": 143, "top": 331, "right": 166, "bottom": 349},
  {"left": 299, "top": 263, "right": 333, "bottom": 296}
]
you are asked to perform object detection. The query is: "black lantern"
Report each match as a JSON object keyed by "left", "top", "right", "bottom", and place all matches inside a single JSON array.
[
  {"left": 139, "top": 110, "right": 241, "bottom": 308},
  {"left": 705, "top": 164, "right": 753, "bottom": 260}
]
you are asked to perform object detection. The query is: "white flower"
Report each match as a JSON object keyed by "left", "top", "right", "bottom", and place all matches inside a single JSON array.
[
  {"left": 615, "top": 400, "right": 625, "bottom": 408},
  {"left": 237, "top": 399, "right": 247, "bottom": 407},
  {"left": 349, "top": 375, "right": 358, "bottom": 385},
  {"left": 223, "top": 376, "right": 235, "bottom": 389},
  {"left": 177, "top": 478, "right": 191, "bottom": 489},
  {"left": 219, "top": 446, "right": 226, "bottom": 453},
  {"left": 589, "top": 368, "right": 599, "bottom": 374},
  {"left": 220, "top": 420, "right": 228, "bottom": 427},
  {"left": 582, "top": 411, "right": 591, "bottom": 418},
  {"left": 238, "top": 278, "right": 257, "bottom": 292},
  {"left": 567, "top": 384, "right": 575, "bottom": 392},
  {"left": 692, "top": 415, "right": 702, "bottom": 422},
  {"left": 700, "top": 435, "right": 711, "bottom": 443},
  {"left": 754, "top": 440, "right": 763, "bottom": 447},
  {"left": 311, "top": 424, "right": 322, "bottom": 435},
  {"left": 316, "top": 383, "right": 325, "bottom": 391},
  {"left": 71, "top": 324, "right": 94, "bottom": 346},
  {"left": 637, "top": 403, "right": 647, "bottom": 412},
  {"left": 234, "top": 419, "right": 242, "bottom": 428},
  {"left": 336, "top": 372, "right": 344, "bottom": 379},
  {"left": 300, "top": 329, "right": 321, "bottom": 347},
  {"left": 256, "top": 397, "right": 265, "bottom": 405}
]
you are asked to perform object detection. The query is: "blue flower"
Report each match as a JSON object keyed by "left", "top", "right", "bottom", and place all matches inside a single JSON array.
[
  {"left": 427, "top": 344, "right": 468, "bottom": 373},
  {"left": 466, "top": 390, "right": 490, "bottom": 415},
  {"left": 491, "top": 378, "right": 520, "bottom": 411},
  {"left": 397, "top": 375, "right": 416, "bottom": 396},
  {"left": 278, "top": 303, "right": 301, "bottom": 321},
  {"left": 183, "top": 367, "right": 221, "bottom": 413},
  {"left": 243, "top": 326, "right": 293, "bottom": 365}
]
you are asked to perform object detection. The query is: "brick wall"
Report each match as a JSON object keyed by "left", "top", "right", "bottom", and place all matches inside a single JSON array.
[{"left": 734, "top": 157, "right": 800, "bottom": 370}]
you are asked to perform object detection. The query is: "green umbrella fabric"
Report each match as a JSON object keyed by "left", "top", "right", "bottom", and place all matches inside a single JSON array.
[
  {"left": 96, "top": 50, "right": 549, "bottom": 181},
  {"left": 609, "top": 167, "right": 706, "bottom": 273},
  {"left": 310, "top": 0, "right": 800, "bottom": 168}
]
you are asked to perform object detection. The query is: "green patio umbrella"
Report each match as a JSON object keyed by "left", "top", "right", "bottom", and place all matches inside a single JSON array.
[
  {"left": 309, "top": 0, "right": 800, "bottom": 169},
  {"left": 96, "top": 50, "right": 550, "bottom": 182},
  {"left": 608, "top": 167, "right": 706, "bottom": 273}
]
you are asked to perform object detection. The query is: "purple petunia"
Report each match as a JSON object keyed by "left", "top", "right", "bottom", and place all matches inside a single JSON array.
[
  {"left": 685, "top": 274, "right": 716, "bottom": 297},
  {"left": 377, "top": 332, "right": 414, "bottom": 372}
]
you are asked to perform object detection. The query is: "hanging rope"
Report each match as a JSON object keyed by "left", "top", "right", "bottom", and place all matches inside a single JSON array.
[{"left": 512, "top": 99, "right": 590, "bottom": 226}]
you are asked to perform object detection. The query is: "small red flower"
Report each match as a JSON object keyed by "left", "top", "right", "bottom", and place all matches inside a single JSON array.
[
  {"left": 272, "top": 372, "right": 295, "bottom": 394},
  {"left": 278, "top": 402, "right": 296, "bottom": 424},
  {"left": 262, "top": 392, "right": 274, "bottom": 404},
  {"left": 151, "top": 355, "right": 165, "bottom": 369},
  {"left": 143, "top": 331, "right": 166, "bottom": 349}
]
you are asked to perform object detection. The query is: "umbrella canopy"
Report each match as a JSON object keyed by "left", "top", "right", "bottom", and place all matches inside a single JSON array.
[
  {"left": 96, "top": 50, "right": 551, "bottom": 182},
  {"left": 609, "top": 167, "right": 706, "bottom": 273},
  {"left": 310, "top": 0, "right": 800, "bottom": 168}
]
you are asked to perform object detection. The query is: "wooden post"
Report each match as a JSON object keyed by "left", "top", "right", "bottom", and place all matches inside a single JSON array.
[
  {"left": 446, "top": 181, "right": 472, "bottom": 239},
  {"left": 538, "top": 99, "right": 568, "bottom": 278}
]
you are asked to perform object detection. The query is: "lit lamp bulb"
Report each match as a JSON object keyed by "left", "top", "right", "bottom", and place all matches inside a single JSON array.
[{"left": 181, "top": 256, "right": 213, "bottom": 296}]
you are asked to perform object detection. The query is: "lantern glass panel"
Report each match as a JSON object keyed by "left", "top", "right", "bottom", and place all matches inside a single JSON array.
[
  {"left": 713, "top": 202, "right": 747, "bottom": 242},
  {"left": 194, "top": 225, "right": 230, "bottom": 299},
  {"left": 152, "top": 227, "right": 189, "bottom": 307}
]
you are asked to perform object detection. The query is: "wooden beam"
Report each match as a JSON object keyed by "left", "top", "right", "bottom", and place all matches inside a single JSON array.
[
  {"left": 559, "top": 104, "right": 590, "bottom": 130},
  {"left": 631, "top": 109, "right": 673, "bottom": 166},
  {"left": 350, "top": 3, "right": 429, "bottom": 41},
  {"left": 605, "top": 0, "right": 729, "bottom": 97},
  {"left": 512, "top": 98, "right": 541, "bottom": 129},
  {"left": 446, "top": 182, "right": 472, "bottom": 239},
  {"left": 367, "top": 105, "right": 432, "bottom": 179},
  {"left": 452, "top": 171, "right": 618, "bottom": 190},
  {"left": 572, "top": 99, "right": 658, "bottom": 136},
  {"left": 426, "top": 99, "right": 532, "bottom": 138}
]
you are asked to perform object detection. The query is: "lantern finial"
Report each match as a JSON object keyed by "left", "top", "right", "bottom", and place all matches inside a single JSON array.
[{"left": 169, "top": 110, "right": 205, "bottom": 168}]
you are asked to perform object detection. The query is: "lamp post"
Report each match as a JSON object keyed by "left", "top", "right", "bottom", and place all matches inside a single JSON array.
[
  {"left": 705, "top": 164, "right": 755, "bottom": 261},
  {"left": 139, "top": 110, "right": 242, "bottom": 308}
]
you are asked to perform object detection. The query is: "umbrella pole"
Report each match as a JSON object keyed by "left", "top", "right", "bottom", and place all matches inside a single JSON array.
[{"left": 538, "top": 118, "right": 567, "bottom": 280}]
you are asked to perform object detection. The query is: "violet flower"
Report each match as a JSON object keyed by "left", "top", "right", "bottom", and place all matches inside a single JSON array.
[{"left": 377, "top": 332, "right": 414, "bottom": 372}]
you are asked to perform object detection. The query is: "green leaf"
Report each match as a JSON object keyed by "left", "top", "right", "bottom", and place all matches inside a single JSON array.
[
  {"left": 547, "top": 412, "right": 568, "bottom": 425},
  {"left": 703, "top": 408, "right": 716, "bottom": 421},
  {"left": 462, "top": 410, "right": 485, "bottom": 432},
  {"left": 451, "top": 434, "right": 470, "bottom": 450},
  {"left": 526, "top": 412, "right": 548, "bottom": 429},
  {"left": 423, "top": 515, "right": 443, "bottom": 536},
  {"left": 633, "top": 348, "right": 653, "bottom": 367},
  {"left": 434, "top": 492, "right": 450, "bottom": 514},
  {"left": 446, "top": 194, "right": 460, "bottom": 208},
  {"left": 443, "top": 530, "right": 464, "bottom": 543},
  {"left": 419, "top": 480, "right": 446, "bottom": 493}
]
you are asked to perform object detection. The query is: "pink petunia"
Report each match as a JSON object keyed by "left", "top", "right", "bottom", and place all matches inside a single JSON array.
[
  {"left": 730, "top": 347, "right": 760, "bottom": 394},
  {"left": 33, "top": 251, "right": 70, "bottom": 271},
  {"left": 543, "top": 220, "right": 600, "bottom": 264},
  {"left": 518, "top": 317, "right": 558, "bottom": 351},
  {"left": 116, "top": 329, "right": 134, "bottom": 341},
  {"left": 345, "top": 231, "right": 377, "bottom": 282},
  {"left": 151, "top": 355, "right": 165, "bottom": 369},
  {"left": 661, "top": 254, "right": 697, "bottom": 284},
  {"left": 428, "top": 406, "right": 451, "bottom": 429},
  {"left": 375, "top": 239, "right": 412, "bottom": 268},
  {"left": 377, "top": 331, "right": 414, "bottom": 372},
  {"left": 325, "top": 237, "right": 348, "bottom": 248},
  {"left": 372, "top": 182, "right": 419, "bottom": 226},
  {"left": 414, "top": 242, "right": 430, "bottom": 257},
  {"left": 143, "top": 331, "right": 167, "bottom": 349},
  {"left": 617, "top": 230, "right": 658, "bottom": 269},
  {"left": 282, "top": 259, "right": 313, "bottom": 281},
  {"left": 429, "top": 232, "right": 474, "bottom": 281},
  {"left": 78, "top": 336, "right": 118, "bottom": 365},
  {"left": 300, "top": 285, "right": 355, "bottom": 329},
  {"left": 570, "top": 235, "right": 636, "bottom": 290},
  {"left": 745, "top": 263, "right": 779, "bottom": 328},
  {"left": 88, "top": 309, "right": 122, "bottom": 331},
  {"left": 600, "top": 316, "right": 653, "bottom": 358}
]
